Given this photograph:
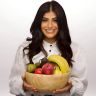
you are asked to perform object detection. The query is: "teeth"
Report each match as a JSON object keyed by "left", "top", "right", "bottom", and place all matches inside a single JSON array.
[{"left": 46, "top": 29, "right": 53, "bottom": 32}]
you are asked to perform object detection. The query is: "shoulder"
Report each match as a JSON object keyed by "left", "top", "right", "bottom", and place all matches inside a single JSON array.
[
  {"left": 71, "top": 42, "right": 80, "bottom": 55},
  {"left": 71, "top": 42, "right": 87, "bottom": 66},
  {"left": 71, "top": 42, "right": 86, "bottom": 58},
  {"left": 18, "top": 40, "right": 31, "bottom": 49},
  {"left": 17, "top": 40, "right": 31, "bottom": 54}
]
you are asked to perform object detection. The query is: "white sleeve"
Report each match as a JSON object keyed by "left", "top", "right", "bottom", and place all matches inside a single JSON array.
[
  {"left": 70, "top": 46, "right": 88, "bottom": 96},
  {"left": 9, "top": 45, "right": 26, "bottom": 96}
]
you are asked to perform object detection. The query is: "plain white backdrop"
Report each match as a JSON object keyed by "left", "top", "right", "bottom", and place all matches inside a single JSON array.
[{"left": 0, "top": 0, "right": 96, "bottom": 96}]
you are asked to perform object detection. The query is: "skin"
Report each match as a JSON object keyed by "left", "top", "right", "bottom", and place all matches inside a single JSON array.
[
  {"left": 23, "top": 11, "right": 72, "bottom": 94},
  {"left": 41, "top": 11, "right": 58, "bottom": 43},
  {"left": 22, "top": 76, "right": 38, "bottom": 92},
  {"left": 53, "top": 81, "right": 72, "bottom": 94}
]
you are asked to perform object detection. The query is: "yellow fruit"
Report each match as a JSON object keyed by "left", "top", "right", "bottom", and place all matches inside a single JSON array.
[
  {"left": 48, "top": 55, "right": 70, "bottom": 73},
  {"left": 54, "top": 66, "right": 62, "bottom": 74}
]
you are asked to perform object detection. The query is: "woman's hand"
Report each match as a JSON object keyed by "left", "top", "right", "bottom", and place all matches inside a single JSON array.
[
  {"left": 22, "top": 76, "right": 38, "bottom": 92},
  {"left": 53, "top": 81, "right": 72, "bottom": 94}
]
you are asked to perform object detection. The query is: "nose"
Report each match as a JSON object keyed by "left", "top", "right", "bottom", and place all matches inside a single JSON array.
[{"left": 47, "top": 20, "right": 53, "bottom": 28}]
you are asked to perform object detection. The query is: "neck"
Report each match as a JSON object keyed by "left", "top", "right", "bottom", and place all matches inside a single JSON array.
[{"left": 44, "top": 38, "right": 56, "bottom": 44}]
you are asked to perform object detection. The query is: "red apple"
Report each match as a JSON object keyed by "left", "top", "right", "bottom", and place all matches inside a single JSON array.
[
  {"left": 34, "top": 68, "right": 42, "bottom": 74},
  {"left": 42, "top": 63, "right": 55, "bottom": 75}
]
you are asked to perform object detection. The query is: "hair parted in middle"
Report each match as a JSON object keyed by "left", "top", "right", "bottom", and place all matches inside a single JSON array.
[{"left": 24, "top": 0, "right": 73, "bottom": 67}]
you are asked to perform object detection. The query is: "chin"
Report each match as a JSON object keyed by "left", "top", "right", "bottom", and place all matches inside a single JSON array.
[
  {"left": 46, "top": 35, "right": 56, "bottom": 39},
  {"left": 45, "top": 33, "right": 57, "bottom": 38}
]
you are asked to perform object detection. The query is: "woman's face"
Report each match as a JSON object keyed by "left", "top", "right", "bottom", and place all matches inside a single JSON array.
[{"left": 41, "top": 11, "right": 58, "bottom": 42}]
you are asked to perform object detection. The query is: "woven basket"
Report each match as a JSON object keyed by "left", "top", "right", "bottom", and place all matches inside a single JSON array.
[{"left": 25, "top": 72, "right": 70, "bottom": 92}]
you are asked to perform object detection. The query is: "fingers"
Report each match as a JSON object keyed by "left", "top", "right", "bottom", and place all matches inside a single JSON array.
[
  {"left": 23, "top": 80, "right": 38, "bottom": 92},
  {"left": 22, "top": 74, "right": 38, "bottom": 92},
  {"left": 53, "top": 88, "right": 65, "bottom": 94},
  {"left": 53, "top": 81, "right": 72, "bottom": 94}
]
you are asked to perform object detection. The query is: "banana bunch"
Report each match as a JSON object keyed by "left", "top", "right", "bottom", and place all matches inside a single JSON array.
[
  {"left": 48, "top": 55, "right": 70, "bottom": 73},
  {"left": 53, "top": 66, "right": 62, "bottom": 74}
]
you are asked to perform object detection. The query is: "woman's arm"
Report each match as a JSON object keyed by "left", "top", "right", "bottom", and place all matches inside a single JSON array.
[
  {"left": 70, "top": 46, "right": 88, "bottom": 96},
  {"left": 52, "top": 44, "right": 88, "bottom": 96},
  {"left": 9, "top": 43, "right": 27, "bottom": 95}
]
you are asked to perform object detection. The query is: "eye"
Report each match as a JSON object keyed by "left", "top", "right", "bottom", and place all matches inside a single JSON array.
[
  {"left": 53, "top": 18, "right": 57, "bottom": 22},
  {"left": 54, "top": 20, "right": 57, "bottom": 22},
  {"left": 42, "top": 18, "right": 48, "bottom": 22}
]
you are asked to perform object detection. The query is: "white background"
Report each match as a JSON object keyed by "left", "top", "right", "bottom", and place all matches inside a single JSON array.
[{"left": 0, "top": 0, "right": 96, "bottom": 96}]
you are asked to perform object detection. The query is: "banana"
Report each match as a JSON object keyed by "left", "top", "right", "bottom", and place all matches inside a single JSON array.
[
  {"left": 54, "top": 66, "right": 62, "bottom": 74},
  {"left": 48, "top": 55, "right": 70, "bottom": 73}
]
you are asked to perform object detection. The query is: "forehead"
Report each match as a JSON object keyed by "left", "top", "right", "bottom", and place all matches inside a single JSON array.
[{"left": 43, "top": 11, "right": 57, "bottom": 18}]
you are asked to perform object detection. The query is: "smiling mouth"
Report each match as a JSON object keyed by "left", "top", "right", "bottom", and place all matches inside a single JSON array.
[{"left": 45, "top": 29, "right": 57, "bottom": 33}]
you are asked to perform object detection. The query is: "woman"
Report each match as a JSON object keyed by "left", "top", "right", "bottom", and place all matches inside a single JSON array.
[{"left": 9, "top": 0, "right": 88, "bottom": 96}]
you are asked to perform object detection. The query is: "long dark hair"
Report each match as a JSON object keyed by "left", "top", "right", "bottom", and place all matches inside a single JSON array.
[{"left": 24, "top": 0, "right": 73, "bottom": 67}]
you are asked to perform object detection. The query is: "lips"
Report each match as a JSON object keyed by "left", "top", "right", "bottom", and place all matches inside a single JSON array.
[
  {"left": 46, "top": 29, "right": 53, "bottom": 33},
  {"left": 45, "top": 29, "right": 57, "bottom": 33}
]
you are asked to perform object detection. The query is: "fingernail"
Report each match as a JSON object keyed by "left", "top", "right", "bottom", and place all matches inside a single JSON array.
[
  {"left": 34, "top": 90, "right": 38, "bottom": 92},
  {"left": 33, "top": 88, "right": 36, "bottom": 90}
]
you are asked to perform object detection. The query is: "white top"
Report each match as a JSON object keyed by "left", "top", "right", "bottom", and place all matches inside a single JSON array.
[{"left": 9, "top": 40, "right": 88, "bottom": 96}]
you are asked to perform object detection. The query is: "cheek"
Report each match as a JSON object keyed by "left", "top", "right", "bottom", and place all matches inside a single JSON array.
[
  {"left": 55, "top": 23, "right": 58, "bottom": 28},
  {"left": 41, "top": 23, "right": 46, "bottom": 29},
  {"left": 52, "top": 22, "right": 58, "bottom": 29}
]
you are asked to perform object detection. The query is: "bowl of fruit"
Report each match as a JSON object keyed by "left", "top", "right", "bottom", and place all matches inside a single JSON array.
[{"left": 25, "top": 55, "right": 71, "bottom": 92}]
